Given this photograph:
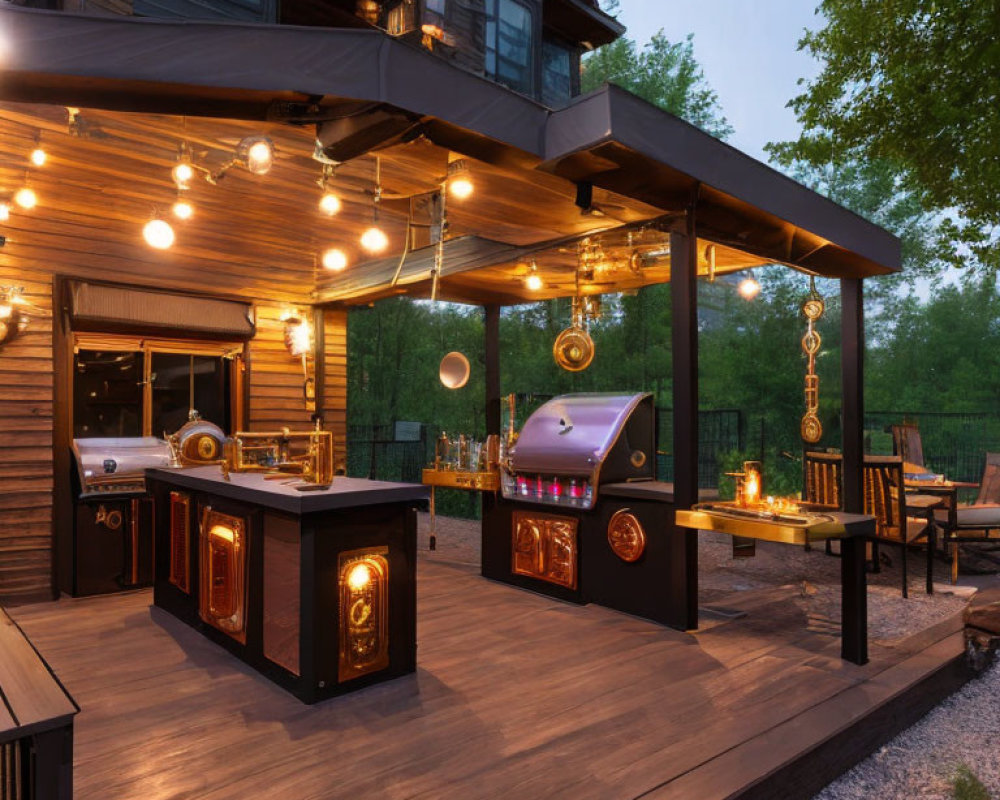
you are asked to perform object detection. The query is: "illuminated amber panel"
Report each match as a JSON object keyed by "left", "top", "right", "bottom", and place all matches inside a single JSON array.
[
  {"left": 338, "top": 547, "right": 389, "bottom": 683},
  {"left": 198, "top": 507, "right": 247, "bottom": 644},
  {"left": 169, "top": 491, "right": 190, "bottom": 593},
  {"left": 511, "top": 512, "right": 578, "bottom": 589}
]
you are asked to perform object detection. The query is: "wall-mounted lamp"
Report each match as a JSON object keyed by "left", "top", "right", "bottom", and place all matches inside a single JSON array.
[
  {"left": 0, "top": 286, "right": 29, "bottom": 347},
  {"left": 282, "top": 310, "right": 315, "bottom": 411}
]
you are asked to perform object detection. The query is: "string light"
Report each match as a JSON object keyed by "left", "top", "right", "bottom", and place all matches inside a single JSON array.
[
  {"left": 14, "top": 188, "right": 37, "bottom": 210},
  {"left": 143, "top": 218, "right": 175, "bottom": 250},
  {"left": 524, "top": 261, "right": 543, "bottom": 292},
  {"left": 321, "top": 248, "right": 348, "bottom": 272},
  {"left": 172, "top": 200, "right": 194, "bottom": 221},
  {"left": 30, "top": 148, "right": 46, "bottom": 167},
  {"left": 0, "top": 203, "right": 9, "bottom": 222},
  {"left": 238, "top": 135, "right": 275, "bottom": 175},
  {"left": 360, "top": 226, "right": 389, "bottom": 254},
  {"left": 172, "top": 161, "right": 194, "bottom": 190},
  {"left": 447, "top": 157, "right": 474, "bottom": 200},
  {"left": 319, "top": 192, "right": 342, "bottom": 216}
]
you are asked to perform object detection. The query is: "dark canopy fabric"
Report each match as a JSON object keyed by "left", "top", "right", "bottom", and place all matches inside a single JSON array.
[{"left": 0, "top": 6, "right": 901, "bottom": 279}]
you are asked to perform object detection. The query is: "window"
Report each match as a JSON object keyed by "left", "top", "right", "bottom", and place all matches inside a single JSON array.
[
  {"left": 484, "top": 0, "right": 534, "bottom": 96},
  {"left": 73, "top": 335, "right": 242, "bottom": 439},
  {"left": 541, "top": 38, "right": 573, "bottom": 107}
]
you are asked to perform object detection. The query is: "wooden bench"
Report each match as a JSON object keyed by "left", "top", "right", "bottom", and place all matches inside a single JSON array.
[{"left": 0, "top": 609, "right": 78, "bottom": 800}]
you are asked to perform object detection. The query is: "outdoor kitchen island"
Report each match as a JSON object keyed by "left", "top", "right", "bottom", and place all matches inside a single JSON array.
[{"left": 146, "top": 467, "right": 427, "bottom": 703}]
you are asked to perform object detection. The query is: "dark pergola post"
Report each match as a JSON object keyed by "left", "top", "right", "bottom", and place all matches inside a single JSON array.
[
  {"left": 670, "top": 221, "right": 699, "bottom": 631},
  {"left": 840, "top": 277, "right": 868, "bottom": 664},
  {"left": 484, "top": 304, "right": 501, "bottom": 437}
]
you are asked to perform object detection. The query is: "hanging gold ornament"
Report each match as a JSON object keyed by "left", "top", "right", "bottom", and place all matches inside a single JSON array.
[{"left": 800, "top": 277, "right": 825, "bottom": 444}]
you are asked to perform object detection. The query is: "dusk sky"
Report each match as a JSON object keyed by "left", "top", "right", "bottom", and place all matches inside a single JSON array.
[{"left": 612, "top": 1, "right": 825, "bottom": 163}]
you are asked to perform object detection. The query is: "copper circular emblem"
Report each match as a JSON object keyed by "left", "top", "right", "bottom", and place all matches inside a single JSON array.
[
  {"left": 608, "top": 509, "right": 647, "bottom": 563},
  {"left": 196, "top": 435, "right": 219, "bottom": 460}
]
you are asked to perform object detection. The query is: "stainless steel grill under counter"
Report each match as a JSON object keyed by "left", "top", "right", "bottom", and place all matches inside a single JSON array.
[
  {"left": 67, "top": 437, "right": 173, "bottom": 596},
  {"left": 484, "top": 392, "right": 714, "bottom": 628}
]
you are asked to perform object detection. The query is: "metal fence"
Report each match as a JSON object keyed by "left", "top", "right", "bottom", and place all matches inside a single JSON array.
[
  {"left": 865, "top": 411, "right": 1000, "bottom": 484},
  {"left": 348, "top": 408, "right": 745, "bottom": 490}
]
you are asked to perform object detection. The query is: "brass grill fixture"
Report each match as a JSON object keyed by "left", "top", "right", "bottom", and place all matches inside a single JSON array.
[
  {"left": 338, "top": 548, "right": 390, "bottom": 682},
  {"left": 198, "top": 507, "right": 248, "bottom": 643},
  {"left": 511, "top": 511, "right": 578, "bottom": 589},
  {"left": 169, "top": 491, "right": 191, "bottom": 593},
  {"left": 607, "top": 509, "right": 647, "bottom": 563}
]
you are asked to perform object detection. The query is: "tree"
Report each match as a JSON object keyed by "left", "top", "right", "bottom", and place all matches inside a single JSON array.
[
  {"left": 780, "top": 1, "right": 1000, "bottom": 272},
  {"left": 581, "top": 32, "right": 733, "bottom": 140}
]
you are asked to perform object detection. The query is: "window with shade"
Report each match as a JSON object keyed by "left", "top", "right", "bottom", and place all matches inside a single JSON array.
[
  {"left": 72, "top": 336, "right": 242, "bottom": 439},
  {"left": 541, "top": 37, "right": 574, "bottom": 107},
  {"left": 484, "top": 0, "right": 535, "bottom": 96}
]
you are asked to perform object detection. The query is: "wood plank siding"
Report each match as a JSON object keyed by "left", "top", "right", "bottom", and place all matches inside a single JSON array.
[{"left": 0, "top": 103, "right": 348, "bottom": 603}]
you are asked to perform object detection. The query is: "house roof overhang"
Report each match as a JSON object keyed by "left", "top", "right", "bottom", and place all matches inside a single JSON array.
[
  {"left": 543, "top": 0, "right": 625, "bottom": 48},
  {"left": 0, "top": 6, "right": 901, "bottom": 296}
]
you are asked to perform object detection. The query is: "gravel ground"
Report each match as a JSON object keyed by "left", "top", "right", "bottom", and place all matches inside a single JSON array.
[{"left": 815, "top": 658, "right": 1000, "bottom": 799}]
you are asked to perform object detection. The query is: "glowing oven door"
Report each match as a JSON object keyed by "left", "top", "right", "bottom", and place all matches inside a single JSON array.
[
  {"left": 512, "top": 511, "right": 578, "bottom": 589},
  {"left": 198, "top": 506, "right": 248, "bottom": 644},
  {"left": 338, "top": 547, "right": 390, "bottom": 682}
]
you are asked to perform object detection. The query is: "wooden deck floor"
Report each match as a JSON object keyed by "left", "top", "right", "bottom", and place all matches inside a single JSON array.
[{"left": 8, "top": 559, "right": 966, "bottom": 800}]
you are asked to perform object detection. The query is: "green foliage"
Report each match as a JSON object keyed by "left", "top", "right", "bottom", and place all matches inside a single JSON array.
[
  {"left": 778, "top": 0, "right": 1000, "bottom": 272},
  {"left": 952, "top": 764, "right": 990, "bottom": 800},
  {"left": 581, "top": 33, "right": 733, "bottom": 139}
]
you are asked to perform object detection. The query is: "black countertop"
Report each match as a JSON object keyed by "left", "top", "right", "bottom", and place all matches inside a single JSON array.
[
  {"left": 146, "top": 467, "right": 428, "bottom": 515},
  {"left": 601, "top": 481, "right": 720, "bottom": 504}
]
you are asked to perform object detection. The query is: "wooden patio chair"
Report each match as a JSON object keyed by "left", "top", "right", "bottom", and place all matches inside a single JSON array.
[
  {"left": 891, "top": 423, "right": 925, "bottom": 472},
  {"left": 802, "top": 451, "right": 842, "bottom": 556},
  {"left": 934, "top": 452, "right": 1000, "bottom": 582},
  {"left": 864, "top": 455, "right": 937, "bottom": 597}
]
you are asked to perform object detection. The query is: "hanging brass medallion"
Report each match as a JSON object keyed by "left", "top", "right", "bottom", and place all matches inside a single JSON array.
[
  {"left": 800, "top": 278, "right": 825, "bottom": 444},
  {"left": 554, "top": 294, "right": 600, "bottom": 373},
  {"left": 607, "top": 509, "right": 647, "bottom": 563}
]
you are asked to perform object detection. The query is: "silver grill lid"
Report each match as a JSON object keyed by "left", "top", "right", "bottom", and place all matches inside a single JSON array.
[
  {"left": 510, "top": 393, "right": 651, "bottom": 475},
  {"left": 72, "top": 436, "right": 172, "bottom": 482}
]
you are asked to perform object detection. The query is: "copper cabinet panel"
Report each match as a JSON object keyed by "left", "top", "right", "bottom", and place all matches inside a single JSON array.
[
  {"left": 169, "top": 491, "right": 191, "bottom": 593},
  {"left": 198, "top": 506, "right": 247, "bottom": 644},
  {"left": 511, "top": 511, "right": 578, "bottom": 589}
]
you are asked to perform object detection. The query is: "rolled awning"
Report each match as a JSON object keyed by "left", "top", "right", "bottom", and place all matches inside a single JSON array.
[{"left": 68, "top": 281, "right": 254, "bottom": 339}]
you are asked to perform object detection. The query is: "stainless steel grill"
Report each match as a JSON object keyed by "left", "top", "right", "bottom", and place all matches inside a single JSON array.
[
  {"left": 501, "top": 393, "right": 655, "bottom": 510},
  {"left": 72, "top": 436, "right": 173, "bottom": 497}
]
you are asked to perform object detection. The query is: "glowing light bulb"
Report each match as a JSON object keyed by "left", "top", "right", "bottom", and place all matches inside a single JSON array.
[
  {"left": 360, "top": 226, "right": 389, "bottom": 254},
  {"left": 0, "top": 203, "right": 9, "bottom": 222},
  {"left": 738, "top": 276, "right": 761, "bottom": 301},
  {"left": 319, "top": 192, "right": 342, "bottom": 216},
  {"left": 449, "top": 176, "right": 474, "bottom": 200},
  {"left": 525, "top": 273, "right": 543, "bottom": 292},
  {"left": 143, "top": 219, "right": 175, "bottom": 250},
  {"left": 30, "top": 149, "right": 46, "bottom": 167},
  {"left": 172, "top": 200, "right": 194, "bottom": 220},
  {"left": 321, "top": 248, "right": 348, "bottom": 272},
  {"left": 348, "top": 563, "right": 372, "bottom": 591},
  {"left": 172, "top": 162, "right": 194, "bottom": 189},
  {"left": 14, "top": 188, "right": 37, "bottom": 210},
  {"left": 244, "top": 139, "right": 274, "bottom": 175}
]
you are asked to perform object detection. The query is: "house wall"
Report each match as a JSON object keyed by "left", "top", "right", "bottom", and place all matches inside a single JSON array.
[{"left": 0, "top": 104, "right": 348, "bottom": 604}]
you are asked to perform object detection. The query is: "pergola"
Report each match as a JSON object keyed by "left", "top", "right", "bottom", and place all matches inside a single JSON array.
[{"left": 0, "top": 5, "right": 900, "bottom": 636}]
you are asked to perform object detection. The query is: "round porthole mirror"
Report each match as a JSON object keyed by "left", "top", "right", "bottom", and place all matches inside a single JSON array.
[{"left": 439, "top": 351, "right": 471, "bottom": 389}]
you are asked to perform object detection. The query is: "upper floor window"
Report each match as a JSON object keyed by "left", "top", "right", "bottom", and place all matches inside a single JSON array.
[
  {"left": 485, "top": 0, "right": 534, "bottom": 96},
  {"left": 541, "top": 37, "right": 573, "bottom": 107}
]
